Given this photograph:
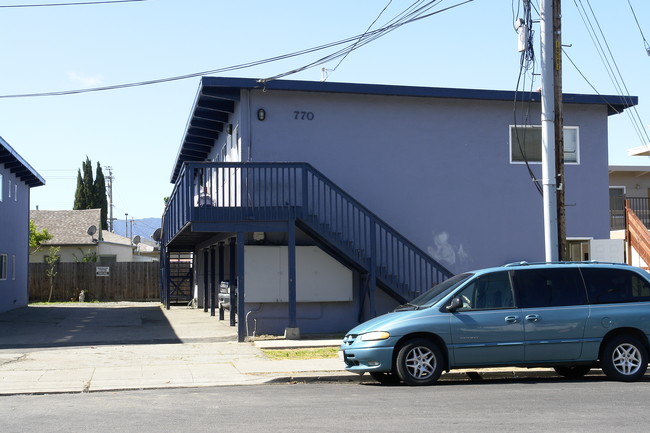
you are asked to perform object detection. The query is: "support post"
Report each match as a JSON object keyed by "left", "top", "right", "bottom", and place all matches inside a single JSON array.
[
  {"left": 229, "top": 238, "right": 237, "bottom": 327},
  {"left": 203, "top": 249, "right": 209, "bottom": 312},
  {"left": 553, "top": 0, "right": 567, "bottom": 261},
  {"left": 285, "top": 219, "right": 300, "bottom": 339},
  {"left": 163, "top": 248, "right": 170, "bottom": 310},
  {"left": 236, "top": 232, "right": 246, "bottom": 342},
  {"left": 540, "top": 0, "right": 559, "bottom": 262},
  {"left": 218, "top": 242, "right": 225, "bottom": 320},
  {"left": 210, "top": 246, "right": 216, "bottom": 317}
]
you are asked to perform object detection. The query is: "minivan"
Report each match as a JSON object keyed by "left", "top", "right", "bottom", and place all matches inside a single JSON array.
[{"left": 340, "top": 262, "right": 650, "bottom": 385}]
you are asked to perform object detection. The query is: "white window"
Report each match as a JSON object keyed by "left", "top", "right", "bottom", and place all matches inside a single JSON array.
[
  {"left": 14, "top": 183, "right": 17, "bottom": 201},
  {"left": 510, "top": 125, "right": 579, "bottom": 164},
  {"left": 0, "top": 254, "right": 6, "bottom": 280},
  {"left": 11, "top": 255, "right": 15, "bottom": 280},
  {"left": 7, "top": 180, "right": 11, "bottom": 199},
  {"left": 0, "top": 173, "right": 3, "bottom": 202}
]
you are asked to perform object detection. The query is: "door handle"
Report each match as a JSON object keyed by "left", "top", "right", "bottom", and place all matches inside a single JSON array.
[
  {"left": 505, "top": 315, "right": 520, "bottom": 324},
  {"left": 525, "top": 314, "right": 541, "bottom": 322}
]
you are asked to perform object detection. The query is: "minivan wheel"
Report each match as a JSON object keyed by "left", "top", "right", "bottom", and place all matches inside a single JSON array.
[
  {"left": 395, "top": 338, "right": 443, "bottom": 386},
  {"left": 601, "top": 336, "right": 648, "bottom": 382},
  {"left": 553, "top": 365, "right": 591, "bottom": 379},
  {"left": 370, "top": 371, "right": 401, "bottom": 385}
]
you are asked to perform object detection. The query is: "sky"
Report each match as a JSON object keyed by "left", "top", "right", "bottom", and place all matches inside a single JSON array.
[{"left": 1, "top": 0, "right": 648, "bottom": 226}]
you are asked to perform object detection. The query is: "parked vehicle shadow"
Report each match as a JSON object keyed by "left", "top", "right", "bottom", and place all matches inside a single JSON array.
[
  {"left": 0, "top": 304, "right": 184, "bottom": 349},
  {"left": 358, "top": 371, "right": 650, "bottom": 387}
]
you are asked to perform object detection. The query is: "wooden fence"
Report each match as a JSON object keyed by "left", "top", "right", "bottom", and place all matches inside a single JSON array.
[{"left": 29, "top": 262, "right": 160, "bottom": 302}]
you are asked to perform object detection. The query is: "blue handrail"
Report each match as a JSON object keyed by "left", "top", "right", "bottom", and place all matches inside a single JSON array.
[{"left": 163, "top": 162, "right": 453, "bottom": 299}]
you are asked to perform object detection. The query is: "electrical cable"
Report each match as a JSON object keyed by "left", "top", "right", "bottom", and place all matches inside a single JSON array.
[
  {"left": 324, "top": 0, "right": 394, "bottom": 80},
  {"left": 512, "top": 0, "right": 542, "bottom": 195},
  {"left": 0, "top": 0, "right": 146, "bottom": 7},
  {"left": 0, "top": 2, "right": 468, "bottom": 99},
  {"left": 259, "top": 0, "right": 474, "bottom": 83},
  {"left": 627, "top": 0, "right": 650, "bottom": 54},
  {"left": 573, "top": 0, "right": 650, "bottom": 147}
]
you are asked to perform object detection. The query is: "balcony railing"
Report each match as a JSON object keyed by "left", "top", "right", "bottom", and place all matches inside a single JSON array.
[{"left": 611, "top": 197, "right": 650, "bottom": 230}]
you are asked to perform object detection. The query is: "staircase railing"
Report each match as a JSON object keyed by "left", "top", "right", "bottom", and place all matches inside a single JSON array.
[
  {"left": 626, "top": 200, "right": 650, "bottom": 267},
  {"left": 163, "top": 162, "right": 453, "bottom": 300}
]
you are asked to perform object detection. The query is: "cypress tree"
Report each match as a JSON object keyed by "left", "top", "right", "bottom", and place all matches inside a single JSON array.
[
  {"left": 81, "top": 157, "right": 94, "bottom": 208},
  {"left": 94, "top": 162, "right": 108, "bottom": 230},
  {"left": 73, "top": 169, "right": 85, "bottom": 209}
]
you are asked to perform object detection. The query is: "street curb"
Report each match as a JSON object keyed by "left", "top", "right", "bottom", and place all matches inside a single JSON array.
[{"left": 264, "top": 369, "right": 606, "bottom": 385}]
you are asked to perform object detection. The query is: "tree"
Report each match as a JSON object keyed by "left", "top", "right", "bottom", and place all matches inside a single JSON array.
[
  {"left": 93, "top": 163, "right": 108, "bottom": 230},
  {"left": 81, "top": 157, "right": 94, "bottom": 209},
  {"left": 29, "top": 220, "right": 53, "bottom": 252},
  {"left": 73, "top": 156, "right": 108, "bottom": 230},
  {"left": 45, "top": 246, "right": 61, "bottom": 303}
]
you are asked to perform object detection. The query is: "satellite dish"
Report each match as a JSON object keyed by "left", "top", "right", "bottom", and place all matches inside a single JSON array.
[
  {"left": 151, "top": 228, "right": 162, "bottom": 242},
  {"left": 133, "top": 235, "right": 141, "bottom": 245},
  {"left": 87, "top": 225, "right": 97, "bottom": 236}
]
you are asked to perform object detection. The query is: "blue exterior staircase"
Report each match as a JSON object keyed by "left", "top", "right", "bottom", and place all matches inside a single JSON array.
[{"left": 162, "top": 162, "right": 453, "bottom": 314}]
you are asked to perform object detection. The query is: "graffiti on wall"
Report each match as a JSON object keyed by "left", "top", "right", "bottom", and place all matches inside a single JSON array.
[{"left": 427, "top": 231, "right": 472, "bottom": 269}]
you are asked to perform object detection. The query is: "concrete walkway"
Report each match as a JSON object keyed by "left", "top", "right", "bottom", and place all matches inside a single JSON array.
[
  {"left": 0, "top": 302, "right": 355, "bottom": 395},
  {"left": 0, "top": 302, "right": 570, "bottom": 395}
]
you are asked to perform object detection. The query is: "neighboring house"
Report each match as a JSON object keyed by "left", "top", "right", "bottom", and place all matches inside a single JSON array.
[
  {"left": 162, "top": 77, "right": 636, "bottom": 340},
  {"left": 0, "top": 136, "right": 45, "bottom": 313},
  {"left": 609, "top": 165, "right": 650, "bottom": 228},
  {"left": 30, "top": 209, "right": 158, "bottom": 263},
  {"left": 608, "top": 165, "right": 650, "bottom": 267}
]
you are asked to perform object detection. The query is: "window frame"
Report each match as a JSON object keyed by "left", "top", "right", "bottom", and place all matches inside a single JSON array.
[
  {"left": 512, "top": 267, "right": 588, "bottom": 308},
  {"left": 580, "top": 267, "right": 650, "bottom": 304},
  {"left": 454, "top": 271, "right": 516, "bottom": 311},
  {"left": 509, "top": 125, "right": 580, "bottom": 165}
]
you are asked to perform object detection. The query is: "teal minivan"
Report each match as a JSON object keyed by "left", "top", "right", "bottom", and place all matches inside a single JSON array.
[{"left": 340, "top": 262, "right": 650, "bottom": 385}]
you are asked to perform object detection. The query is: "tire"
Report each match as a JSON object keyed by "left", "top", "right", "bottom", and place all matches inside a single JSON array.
[
  {"left": 370, "top": 371, "right": 401, "bottom": 385},
  {"left": 553, "top": 365, "right": 591, "bottom": 380},
  {"left": 601, "top": 335, "right": 648, "bottom": 382},
  {"left": 395, "top": 338, "right": 443, "bottom": 386}
]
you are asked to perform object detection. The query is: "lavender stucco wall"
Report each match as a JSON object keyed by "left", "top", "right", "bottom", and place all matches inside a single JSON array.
[
  {"left": 0, "top": 168, "right": 31, "bottom": 313},
  {"left": 246, "top": 89, "right": 611, "bottom": 274}
]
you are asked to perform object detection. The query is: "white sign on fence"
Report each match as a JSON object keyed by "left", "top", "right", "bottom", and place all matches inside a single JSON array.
[{"left": 96, "top": 266, "right": 110, "bottom": 277}]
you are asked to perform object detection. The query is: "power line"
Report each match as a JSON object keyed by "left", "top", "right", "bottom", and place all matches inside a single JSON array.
[
  {"left": 627, "top": 0, "right": 650, "bottom": 55},
  {"left": 0, "top": 0, "right": 147, "bottom": 7},
  {"left": 571, "top": 0, "right": 650, "bottom": 147},
  {"left": 0, "top": 0, "right": 471, "bottom": 99},
  {"left": 260, "top": 0, "right": 473, "bottom": 83},
  {"left": 324, "top": 0, "right": 395, "bottom": 80}
]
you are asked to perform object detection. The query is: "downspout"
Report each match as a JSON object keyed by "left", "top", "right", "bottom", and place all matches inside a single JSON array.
[{"left": 243, "top": 89, "right": 253, "bottom": 161}]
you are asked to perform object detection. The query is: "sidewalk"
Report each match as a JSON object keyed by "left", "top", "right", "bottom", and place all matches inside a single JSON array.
[
  {"left": 0, "top": 302, "right": 565, "bottom": 395},
  {"left": 0, "top": 302, "right": 356, "bottom": 395}
]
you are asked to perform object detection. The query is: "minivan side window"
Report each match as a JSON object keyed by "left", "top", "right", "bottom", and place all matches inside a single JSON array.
[
  {"left": 455, "top": 271, "right": 515, "bottom": 310},
  {"left": 513, "top": 268, "right": 587, "bottom": 308},
  {"left": 580, "top": 268, "right": 650, "bottom": 304}
]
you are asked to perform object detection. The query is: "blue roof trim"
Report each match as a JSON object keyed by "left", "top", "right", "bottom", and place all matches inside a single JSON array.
[
  {"left": 201, "top": 76, "right": 637, "bottom": 112},
  {"left": 170, "top": 76, "right": 638, "bottom": 183},
  {"left": 0, "top": 136, "right": 46, "bottom": 187}
]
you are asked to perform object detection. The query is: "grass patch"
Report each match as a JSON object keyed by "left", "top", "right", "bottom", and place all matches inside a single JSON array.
[{"left": 262, "top": 346, "right": 339, "bottom": 360}]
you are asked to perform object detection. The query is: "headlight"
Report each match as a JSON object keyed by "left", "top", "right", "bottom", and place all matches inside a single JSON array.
[{"left": 359, "top": 331, "right": 390, "bottom": 341}]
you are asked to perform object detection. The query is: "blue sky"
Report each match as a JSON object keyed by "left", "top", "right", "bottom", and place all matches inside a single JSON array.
[{"left": 1, "top": 0, "right": 648, "bottom": 223}]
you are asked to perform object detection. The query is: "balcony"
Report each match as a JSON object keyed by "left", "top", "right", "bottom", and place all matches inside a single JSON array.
[{"left": 162, "top": 162, "right": 452, "bottom": 303}]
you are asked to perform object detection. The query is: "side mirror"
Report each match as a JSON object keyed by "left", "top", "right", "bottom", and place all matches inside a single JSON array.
[{"left": 446, "top": 297, "right": 463, "bottom": 312}]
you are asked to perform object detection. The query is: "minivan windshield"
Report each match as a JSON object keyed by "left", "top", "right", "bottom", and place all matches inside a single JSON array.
[{"left": 398, "top": 273, "right": 473, "bottom": 310}]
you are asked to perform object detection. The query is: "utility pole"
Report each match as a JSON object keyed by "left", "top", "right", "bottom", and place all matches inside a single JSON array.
[
  {"left": 540, "top": 0, "right": 559, "bottom": 262},
  {"left": 553, "top": 0, "right": 567, "bottom": 261},
  {"left": 104, "top": 166, "right": 115, "bottom": 232}
]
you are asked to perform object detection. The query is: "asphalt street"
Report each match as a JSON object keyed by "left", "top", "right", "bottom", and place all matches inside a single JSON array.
[{"left": 2, "top": 379, "right": 649, "bottom": 433}]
